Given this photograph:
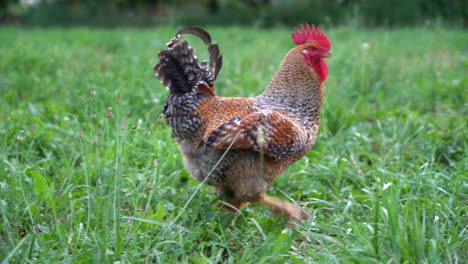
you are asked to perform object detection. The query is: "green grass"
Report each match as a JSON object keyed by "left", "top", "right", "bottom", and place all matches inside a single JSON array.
[{"left": 0, "top": 25, "right": 467, "bottom": 263}]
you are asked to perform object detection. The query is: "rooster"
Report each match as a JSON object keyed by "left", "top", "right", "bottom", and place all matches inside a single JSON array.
[{"left": 154, "top": 24, "right": 332, "bottom": 218}]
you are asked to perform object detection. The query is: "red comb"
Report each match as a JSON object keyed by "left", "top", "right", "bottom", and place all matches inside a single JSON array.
[{"left": 291, "top": 24, "right": 331, "bottom": 50}]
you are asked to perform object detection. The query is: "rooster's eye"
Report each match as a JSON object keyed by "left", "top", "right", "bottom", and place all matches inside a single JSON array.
[{"left": 302, "top": 47, "right": 316, "bottom": 54}]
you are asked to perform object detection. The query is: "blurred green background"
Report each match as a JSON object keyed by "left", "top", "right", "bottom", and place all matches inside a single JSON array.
[{"left": 1, "top": 0, "right": 467, "bottom": 27}]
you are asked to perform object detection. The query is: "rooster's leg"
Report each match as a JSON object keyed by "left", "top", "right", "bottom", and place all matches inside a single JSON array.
[
  {"left": 256, "top": 193, "right": 309, "bottom": 219},
  {"left": 215, "top": 188, "right": 246, "bottom": 214},
  {"left": 216, "top": 198, "right": 246, "bottom": 214}
]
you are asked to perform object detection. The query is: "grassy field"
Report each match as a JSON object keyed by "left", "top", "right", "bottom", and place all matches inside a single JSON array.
[{"left": 0, "top": 25, "right": 466, "bottom": 263}]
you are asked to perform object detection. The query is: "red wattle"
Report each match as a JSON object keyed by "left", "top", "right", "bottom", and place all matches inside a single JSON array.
[{"left": 303, "top": 54, "right": 328, "bottom": 82}]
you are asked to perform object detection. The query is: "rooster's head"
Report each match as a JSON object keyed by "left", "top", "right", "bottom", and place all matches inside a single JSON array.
[{"left": 292, "top": 24, "right": 332, "bottom": 82}]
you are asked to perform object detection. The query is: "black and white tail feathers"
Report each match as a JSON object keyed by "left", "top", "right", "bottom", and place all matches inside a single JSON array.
[{"left": 154, "top": 26, "right": 223, "bottom": 95}]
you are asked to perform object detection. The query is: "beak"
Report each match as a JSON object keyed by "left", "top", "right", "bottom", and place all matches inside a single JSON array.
[{"left": 322, "top": 51, "right": 332, "bottom": 58}]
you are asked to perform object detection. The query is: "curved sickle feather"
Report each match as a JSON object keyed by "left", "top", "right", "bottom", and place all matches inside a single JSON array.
[
  {"left": 176, "top": 26, "right": 212, "bottom": 46},
  {"left": 175, "top": 26, "right": 223, "bottom": 81},
  {"left": 208, "top": 44, "right": 223, "bottom": 81}
]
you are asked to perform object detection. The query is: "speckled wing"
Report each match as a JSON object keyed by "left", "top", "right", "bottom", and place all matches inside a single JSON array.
[{"left": 204, "top": 109, "right": 310, "bottom": 160}]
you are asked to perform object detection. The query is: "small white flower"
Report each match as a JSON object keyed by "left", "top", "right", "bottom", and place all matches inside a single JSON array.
[
  {"left": 361, "top": 42, "right": 370, "bottom": 50},
  {"left": 16, "top": 130, "right": 25, "bottom": 142},
  {"left": 63, "top": 116, "right": 70, "bottom": 122},
  {"left": 452, "top": 79, "right": 460, "bottom": 86},
  {"left": 383, "top": 182, "right": 392, "bottom": 190}
]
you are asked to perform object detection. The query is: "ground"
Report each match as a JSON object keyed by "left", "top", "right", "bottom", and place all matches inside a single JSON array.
[{"left": 0, "top": 26, "right": 466, "bottom": 263}]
